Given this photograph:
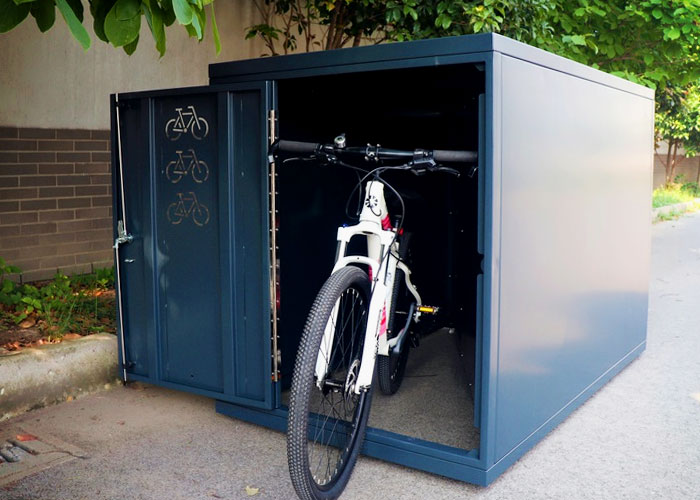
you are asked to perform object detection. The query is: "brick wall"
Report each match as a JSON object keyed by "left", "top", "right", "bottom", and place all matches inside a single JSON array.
[{"left": 0, "top": 127, "right": 113, "bottom": 282}]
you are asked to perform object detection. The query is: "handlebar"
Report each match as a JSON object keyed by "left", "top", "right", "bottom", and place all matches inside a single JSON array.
[
  {"left": 275, "top": 140, "right": 477, "bottom": 164},
  {"left": 276, "top": 140, "right": 319, "bottom": 154}
]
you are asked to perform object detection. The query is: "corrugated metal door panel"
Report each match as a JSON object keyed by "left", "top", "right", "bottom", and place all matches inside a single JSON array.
[{"left": 112, "top": 83, "right": 275, "bottom": 409}]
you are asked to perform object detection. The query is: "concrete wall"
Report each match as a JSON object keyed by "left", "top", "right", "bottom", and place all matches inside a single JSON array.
[
  {"left": 0, "top": 0, "right": 264, "bottom": 130},
  {"left": 653, "top": 154, "right": 700, "bottom": 188}
]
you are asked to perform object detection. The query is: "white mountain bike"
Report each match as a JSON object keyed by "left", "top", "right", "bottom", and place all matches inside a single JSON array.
[{"left": 274, "top": 136, "right": 476, "bottom": 500}]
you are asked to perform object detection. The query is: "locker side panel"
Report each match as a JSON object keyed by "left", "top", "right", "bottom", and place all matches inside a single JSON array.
[{"left": 493, "top": 55, "right": 653, "bottom": 462}]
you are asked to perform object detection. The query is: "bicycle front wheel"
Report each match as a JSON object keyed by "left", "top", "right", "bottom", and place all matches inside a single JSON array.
[{"left": 288, "top": 266, "right": 373, "bottom": 500}]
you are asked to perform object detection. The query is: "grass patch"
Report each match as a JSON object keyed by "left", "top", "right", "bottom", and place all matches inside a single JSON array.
[
  {"left": 653, "top": 181, "right": 700, "bottom": 208},
  {"left": 1, "top": 258, "right": 115, "bottom": 350}
]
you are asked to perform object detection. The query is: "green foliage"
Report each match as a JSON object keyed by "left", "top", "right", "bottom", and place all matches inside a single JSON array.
[
  {"left": 56, "top": 0, "right": 90, "bottom": 49},
  {"left": 0, "top": 257, "right": 22, "bottom": 307},
  {"left": 655, "top": 84, "right": 700, "bottom": 184},
  {"left": 246, "top": 1, "right": 700, "bottom": 88},
  {"left": 656, "top": 85, "right": 700, "bottom": 155},
  {"left": 0, "top": 262, "right": 116, "bottom": 338},
  {"left": 1, "top": 0, "right": 220, "bottom": 56},
  {"left": 548, "top": 1, "right": 700, "bottom": 90},
  {"left": 380, "top": 0, "right": 700, "bottom": 90},
  {"left": 0, "top": 0, "right": 31, "bottom": 33},
  {"left": 247, "top": 0, "right": 389, "bottom": 54},
  {"left": 652, "top": 180, "right": 700, "bottom": 209},
  {"left": 30, "top": 0, "right": 56, "bottom": 32}
]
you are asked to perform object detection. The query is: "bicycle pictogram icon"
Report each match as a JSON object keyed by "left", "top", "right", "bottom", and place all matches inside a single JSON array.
[
  {"left": 167, "top": 192, "right": 210, "bottom": 227},
  {"left": 165, "top": 106, "right": 209, "bottom": 141},
  {"left": 165, "top": 149, "right": 210, "bottom": 184}
]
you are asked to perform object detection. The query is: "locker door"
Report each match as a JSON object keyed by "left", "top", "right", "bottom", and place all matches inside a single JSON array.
[{"left": 111, "top": 82, "right": 275, "bottom": 409}]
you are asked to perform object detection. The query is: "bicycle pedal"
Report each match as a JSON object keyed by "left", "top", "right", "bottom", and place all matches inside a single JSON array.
[{"left": 416, "top": 305, "right": 439, "bottom": 315}]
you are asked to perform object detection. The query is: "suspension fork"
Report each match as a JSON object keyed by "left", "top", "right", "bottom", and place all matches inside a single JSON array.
[{"left": 313, "top": 222, "right": 395, "bottom": 394}]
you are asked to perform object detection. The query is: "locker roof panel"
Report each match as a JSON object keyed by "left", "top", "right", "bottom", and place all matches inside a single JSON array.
[{"left": 209, "top": 33, "right": 654, "bottom": 100}]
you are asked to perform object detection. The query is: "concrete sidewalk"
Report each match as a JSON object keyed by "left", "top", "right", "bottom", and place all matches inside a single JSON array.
[{"left": 2, "top": 212, "right": 700, "bottom": 499}]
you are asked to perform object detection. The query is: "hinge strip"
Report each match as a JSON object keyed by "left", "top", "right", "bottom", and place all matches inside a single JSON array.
[{"left": 268, "top": 109, "right": 280, "bottom": 382}]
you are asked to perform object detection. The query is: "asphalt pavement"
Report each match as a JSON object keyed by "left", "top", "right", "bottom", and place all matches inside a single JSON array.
[{"left": 2, "top": 211, "right": 699, "bottom": 500}]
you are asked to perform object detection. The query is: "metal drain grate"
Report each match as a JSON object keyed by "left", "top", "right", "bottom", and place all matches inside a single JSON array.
[{"left": 0, "top": 427, "right": 88, "bottom": 487}]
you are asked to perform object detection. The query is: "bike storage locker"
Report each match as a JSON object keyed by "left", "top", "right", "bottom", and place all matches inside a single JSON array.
[{"left": 111, "top": 33, "right": 654, "bottom": 486}]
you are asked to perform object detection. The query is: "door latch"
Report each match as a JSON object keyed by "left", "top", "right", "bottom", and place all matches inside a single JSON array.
[{"left": 114, "top": 220, "right": 134, "bottom": 249}]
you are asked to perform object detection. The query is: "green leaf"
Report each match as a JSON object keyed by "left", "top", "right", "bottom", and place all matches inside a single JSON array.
[
  {"left": 209, "top": 3, "right": 220, "bottom": 55},
  {"left": 196, "top": 5, "right": 206, "bottom": 36},
  {"left": 651, "top": 8, "right": 662, "bottom": 19},
  {"left": 143, "top": 0, "right": 165, "bottom": 55},
  {"left": 0, "top": 0, "right": 30, "bottom": 33},
  {"left": 91, "top": 0, "right": 117, "bottom": 42},
  {"left": 665, "top": 27, "right": 681, "bottom": 40},
  {"left": 30, "top": 0, "right": 55, "bottom": 32},
  {"left": 55, "top": 0, "right": 90, "bottom": 49},
  {"left": 570, "top": 34, "right": 586, "bottom": 46},
  {"left": 434, "top": 13, "right": 451, "bottom": 30},
  {"left": 172, "top": 0, "right": 192, "bottom": 25},
  {"left": 114, "top": 0, "right": 139, "bottom": 20},
  {"left": 104, "top": 0, "right": 140, "bottom": 46},
  {"left": 190, "top": 4, "right": 202, "bottom": 38},
  {"left": 161, "top": 0, "right": 175, "bottom": 25},
  {"left": 66, "top": 0, "right": 83, "bottom": 22},
  {"left": 123, "top": 33, "right": 138, "bottom": 54}
]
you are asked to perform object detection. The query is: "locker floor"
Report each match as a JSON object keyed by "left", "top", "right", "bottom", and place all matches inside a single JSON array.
[{"left": 282, "top": 328, "right": 480, "bottom": 451}]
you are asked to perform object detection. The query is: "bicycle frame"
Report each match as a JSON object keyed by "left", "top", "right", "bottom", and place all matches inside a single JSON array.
[{"left": 314, "top": 180, "right": 421, "bottom": 395}]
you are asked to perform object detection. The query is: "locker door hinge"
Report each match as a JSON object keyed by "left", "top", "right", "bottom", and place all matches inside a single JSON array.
[
  {"left": 269, "top": 108, "right": 280, "bottom": 383},
  {"left": 268, "top": 109, "right": 277, "bottom": 143},
  {"left": 113, "top": 220, "right": 134, "bottom": 249}
]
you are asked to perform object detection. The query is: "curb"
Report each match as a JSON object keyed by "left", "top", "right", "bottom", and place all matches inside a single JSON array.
[
  {"left": 653, "top": 198, "right": 700, "bottom": 219},
  {"left": 0, "top": 333, "right": 120, "bottom": 421}
]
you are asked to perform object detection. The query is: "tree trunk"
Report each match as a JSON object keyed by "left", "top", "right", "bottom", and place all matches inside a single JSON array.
[
  {"left": 352, "top": 32, "right": 362, "bottom": 47},
  {"left": 670, "top": 141, "right": 679, "bottom": 184},
  {"left": 665, "top": 139, "right": 679, "bottom": 185},
  {"left": 325, "top": 9, "right": 338, "bottom": 51}
]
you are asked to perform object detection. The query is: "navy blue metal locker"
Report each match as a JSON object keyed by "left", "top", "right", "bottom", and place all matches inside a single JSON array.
[{"left": 111, "top": 33, "right": 653, "bottom": 485}]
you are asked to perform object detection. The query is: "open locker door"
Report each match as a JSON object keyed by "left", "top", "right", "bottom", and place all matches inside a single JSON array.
[{"left": 110, "top": 83, "right": 276, "bottom": 410}]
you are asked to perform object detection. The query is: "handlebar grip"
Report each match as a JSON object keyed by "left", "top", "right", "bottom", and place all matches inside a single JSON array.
[
  {"left": 433, "top": 150, "right": 478, "bottom": 163},
  {"left": 276, "top": 140, "right": 320, "bottom": 154}
]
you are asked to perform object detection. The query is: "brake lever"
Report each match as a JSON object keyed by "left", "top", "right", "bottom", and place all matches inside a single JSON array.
[
  {"left": 439, "top": 166, "right": 461, "bottom": 177},
  {"left": 316, "top": 151, "right": 338, "bottom": 165}
]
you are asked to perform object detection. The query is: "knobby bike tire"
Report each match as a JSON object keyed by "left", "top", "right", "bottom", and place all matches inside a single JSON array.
[
  {"left": 377, "top": 234, "right": 412, "bottom": 395},
  {"left": 287, "top": 266, "right": 373, "bottom": 500}
]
